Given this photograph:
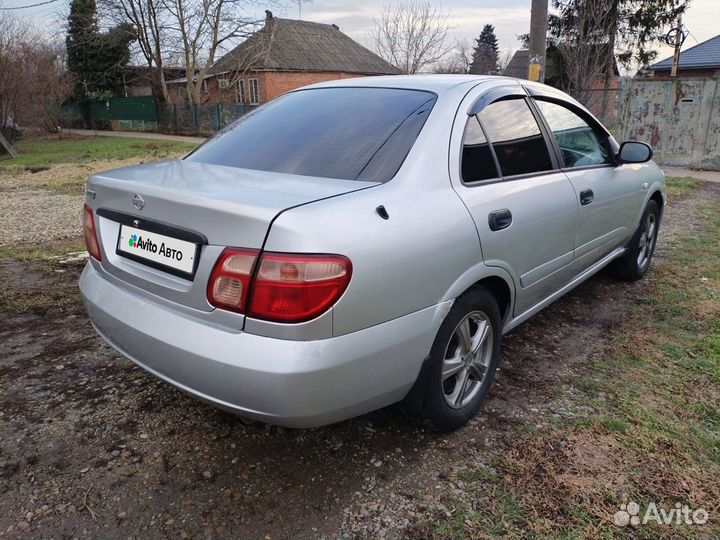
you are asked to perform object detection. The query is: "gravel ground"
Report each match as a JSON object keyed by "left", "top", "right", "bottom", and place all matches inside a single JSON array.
[
  {"left": 0, "top": 160, "right": 142, "bottom": 246},
  {"left": 0, "top": 190, "right": 84, "bottom": 245},
  {"left": 0, "top": 181, "right": 712, "bottom": 539}
]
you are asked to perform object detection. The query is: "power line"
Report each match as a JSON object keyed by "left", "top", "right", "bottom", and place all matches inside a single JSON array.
[{"left": 0, "top": 0, "right": 61, "bottom": 10}]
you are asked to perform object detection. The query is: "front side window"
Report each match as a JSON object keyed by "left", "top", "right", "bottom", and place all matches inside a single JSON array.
[
  {"left": 478, "top": 98, "right": 553, "bottom": 177},
  {"left": 186, "top": 87, "right": 436, "bottom": 182},
  {"left": 249, "top": 78, "right": 260, "bottom": 104},
  {"left": 535, "top": 100, "right": 610, "bottom": 168},
  {"left": 462, "top": 116, "right": 498, "bottom": 182}
]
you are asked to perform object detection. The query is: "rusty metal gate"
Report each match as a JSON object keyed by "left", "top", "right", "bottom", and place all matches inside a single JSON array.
[{"left": 618, "top": 77, "right": 720, "bottom": 170}]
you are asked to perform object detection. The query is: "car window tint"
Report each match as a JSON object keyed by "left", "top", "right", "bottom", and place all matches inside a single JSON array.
[
  {"left": 478, "top": 98, "right": 553, "bottom": 177},
  {"left": 461, "top": 116, "right": 498, "bottom": 182},
  {"left": 535, "top": 100, "right": 610, "bottom": 168},
  {"left": 357, "top": 100, "right": 434, "bottom": 181},
  {"left": 185, "top": 88, "right": 436, "bottom": 182}
]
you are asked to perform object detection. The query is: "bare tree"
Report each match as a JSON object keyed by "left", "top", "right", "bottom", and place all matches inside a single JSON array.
[
  {"left": 21, "top": 45, "right": 73, "bottom": 135},
  {"left": 0, "top": 17, "right": 29, "bottom": 141},
  {"left": 100, "top": 0, "right": 172, "bottom": 102},
  {"left": 371, "top": 0, "right": 451, "bottom": 74},
  {"left": 497, "top": 47, "right": 514, "bottom": 74},
  {"left": 209, "top": 14, "right": 281, "bottom": 104},
  {"left": 100, "top": 0, "right": 265, "bottom": 105},
  {"left": 294, "top": 0, "right": 312, "bottom": 19},
  {"left": 162, "top": 0, "right": 262, "bottom": 105},
  {"left": 553, "top": 0, "right": 616, "bottom": 109},
  {"left": 0, "top": 17, "right": 73, "bottom": 141},
  {"left": 432, "top": 38, "right": 472, "bottom": 74}
]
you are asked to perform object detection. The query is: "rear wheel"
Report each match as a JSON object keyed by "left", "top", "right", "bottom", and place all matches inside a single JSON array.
[
  {"left": 403, "top": 287, "right": 501, "bottom": 432},
  {"left": 610, "top": 199, "right": 660, "bottom": 281}
]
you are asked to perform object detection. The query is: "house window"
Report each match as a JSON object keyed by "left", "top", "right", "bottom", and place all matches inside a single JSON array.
[
  {"left": 202, "top": 79, "right": 208, "bottom": 93},
  {"left": 237, "top": 79, "right": 246, "bottom": 104},
  {"left": 249, "top": 78, "right": 260, "bottom": 104},
  {"left": 219, "top": 78, "right": 230, "bottom": 89}
]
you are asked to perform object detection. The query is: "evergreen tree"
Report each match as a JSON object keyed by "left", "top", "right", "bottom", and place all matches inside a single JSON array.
[
  {"left": 66, "top": 0, "right": 98, "bottom": 97},
  {"left": 469, "top": 24, "right": 499, "bottom": 75},
  {"left": 545, "top": 0, "right": 689, "bottom": 69},
  {"left": 66, "top": 0, "right": 134, "bottom": 98}
]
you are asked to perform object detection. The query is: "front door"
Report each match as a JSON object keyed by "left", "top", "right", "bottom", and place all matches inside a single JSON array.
[{"left": 532, "top": 98, "right": 644, "bottom": 267}]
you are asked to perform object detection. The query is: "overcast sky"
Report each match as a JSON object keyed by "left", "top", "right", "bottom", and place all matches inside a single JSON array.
[{"left": 5, "top": 0, "right": 720, "bottom": 68}]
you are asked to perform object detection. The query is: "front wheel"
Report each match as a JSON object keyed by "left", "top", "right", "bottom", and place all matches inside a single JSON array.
[
  {"left": 610, "top": 199, "right": 660, "bottom": 281},
  {"left": 402, "top": 287, "right": 501, "bottom": 432}
]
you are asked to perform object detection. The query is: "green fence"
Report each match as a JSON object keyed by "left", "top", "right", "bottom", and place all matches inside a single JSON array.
[
  {"left": 156, "top": 103, "right": 256, "bottom": 136},
  {"left": 61, "top": 98, "right": 256, "bottom": 136}
]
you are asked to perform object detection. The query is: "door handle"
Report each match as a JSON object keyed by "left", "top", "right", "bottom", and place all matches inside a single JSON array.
[
  {"left": 580, "top": 189, "right": 594, "bottom": 206},
  {"left": 488, "top": 209, "right": 512, "bottom": 231}
]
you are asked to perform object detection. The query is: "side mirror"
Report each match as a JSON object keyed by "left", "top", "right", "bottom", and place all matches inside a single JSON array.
[{"left": 618, "top": 141, "right": 653, "bottom": 164}]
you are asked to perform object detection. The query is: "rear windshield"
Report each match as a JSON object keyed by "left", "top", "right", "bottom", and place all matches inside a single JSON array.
[{"left": 185, "top": 87, "right": 436, "bottom": 182}]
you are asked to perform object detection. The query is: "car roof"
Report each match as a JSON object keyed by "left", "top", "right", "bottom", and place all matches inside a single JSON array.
[
  {"left": 304, "top": 75, "right": 578, "bottom": 104},
  {"left": 306, "top": 74, "right": 517, "bottom": 94}
]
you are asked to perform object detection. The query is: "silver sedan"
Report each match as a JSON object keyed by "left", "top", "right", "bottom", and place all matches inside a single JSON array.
[{"left": 80, "top": 75, "right": 664, "bottom": 431}]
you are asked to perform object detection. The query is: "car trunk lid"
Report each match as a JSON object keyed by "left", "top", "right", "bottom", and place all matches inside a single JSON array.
[{"left": 87, "top": 159, "right": 377, "bottom": 313}]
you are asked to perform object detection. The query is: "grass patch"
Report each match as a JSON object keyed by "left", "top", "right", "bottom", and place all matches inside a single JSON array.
[
  {"left": 0, "top": 239, "right": 86, "bottom": 263},
  {"left": 422, "top": 183, "right": 720, "bottom": 538},
  {"left": 0, "top": 135, "right": 196, "bottom": 195},
  {"left": 0, "top": 136, "right": 196, "bottom": 170},
  {"left": 665, "top": 176, "right": 698, "bottom": 200},
  {"left": 0, "top": 239, "right": 87, "bottom": 315}
]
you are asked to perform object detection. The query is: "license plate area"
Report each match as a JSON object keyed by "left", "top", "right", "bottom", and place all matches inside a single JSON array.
[{"left": 98, "top": 209, "right": 206, "bottom": 280}]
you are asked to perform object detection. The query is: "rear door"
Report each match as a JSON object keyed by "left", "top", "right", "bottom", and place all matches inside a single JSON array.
[
  {"left": 450, "top": 87, "right": 579, "bottom": 316},
  {"left": 531, "top": 97, "right": 645, "bottom": 268}
]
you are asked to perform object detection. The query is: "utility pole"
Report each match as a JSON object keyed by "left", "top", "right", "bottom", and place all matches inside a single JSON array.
[
  {"left": 670, "top": 14, "right": 683, "bottom": 77},
  {"left": 528, "top": 0, "right": 549, "bottom": 82}
]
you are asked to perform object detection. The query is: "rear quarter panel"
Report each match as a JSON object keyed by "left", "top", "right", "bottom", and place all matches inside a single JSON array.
[{"left": 263, "top": 180, "right": 480, "bottom": 336}]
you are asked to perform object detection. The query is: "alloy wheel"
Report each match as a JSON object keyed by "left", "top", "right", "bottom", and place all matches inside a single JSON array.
[
  {"left": 441, "top": 310, "right": 494, "bottom": 409},
  {"left": 637, "top": 212, "right": 657, "bottom": 269}
]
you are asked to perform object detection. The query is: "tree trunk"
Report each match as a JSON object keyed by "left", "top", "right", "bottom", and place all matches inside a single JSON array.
[
  {"left": 0, "top": 131, "right": 19, "bottom": 159},
  {"left": 599, "top": 0, "right": 619, "bottom": 125}
]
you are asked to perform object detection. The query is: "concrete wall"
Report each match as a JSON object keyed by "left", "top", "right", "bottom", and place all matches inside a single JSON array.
[{"left": 618, "top": 77, "right": 720, "bottom": 170}]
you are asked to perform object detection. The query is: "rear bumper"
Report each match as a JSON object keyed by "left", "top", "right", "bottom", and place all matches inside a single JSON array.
[{"left": 79, "top": 262, "right": 450, "bottom": 427}]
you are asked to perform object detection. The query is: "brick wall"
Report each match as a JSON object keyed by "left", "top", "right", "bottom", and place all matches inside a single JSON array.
[
  {"left": 168, "top": 71, "right": 370, "bottom": 105},
  {"left": 257, "top": 71, "right": 365, "bottom": 102}
]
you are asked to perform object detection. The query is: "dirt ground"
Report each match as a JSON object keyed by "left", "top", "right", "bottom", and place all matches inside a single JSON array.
[{"left": 0, "top": 184, "right": 716, "bottom": 539}]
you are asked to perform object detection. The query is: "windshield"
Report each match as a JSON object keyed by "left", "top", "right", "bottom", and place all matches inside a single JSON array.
[{"left": 185, "top": 87, "right": 436, "bottom": 182}]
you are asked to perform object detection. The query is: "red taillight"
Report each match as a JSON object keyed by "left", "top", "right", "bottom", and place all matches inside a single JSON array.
[
  {"left": 249, "top": 253, "right": 352, "bottom": 323},
  {"left": 207, "top": 248, "right": 259, "bottom": 312},
  {"left": 83, "top": 204, "right": 102, "bottom": 261},
  {"left": 207, "top": 250, "right": 352, "bottom": 323}
]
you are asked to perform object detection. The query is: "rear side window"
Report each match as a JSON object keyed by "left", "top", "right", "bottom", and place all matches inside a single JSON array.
[
  {"left": 186, "top": 87, "right": 436, "bottom": 182},
  {"left": 477, "top": 98, "right": 553, "bottom": 177},
  {"left": 462, "top": 116, "right": 498, "bottom": 182}
]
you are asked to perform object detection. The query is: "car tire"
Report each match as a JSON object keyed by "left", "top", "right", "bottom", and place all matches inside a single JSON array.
[
  {"left": 610, "top": 199, "right": 660, "bottom": 281},
  {"left": 402, "top": 287, "right": 501, "bottom": 433}
]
